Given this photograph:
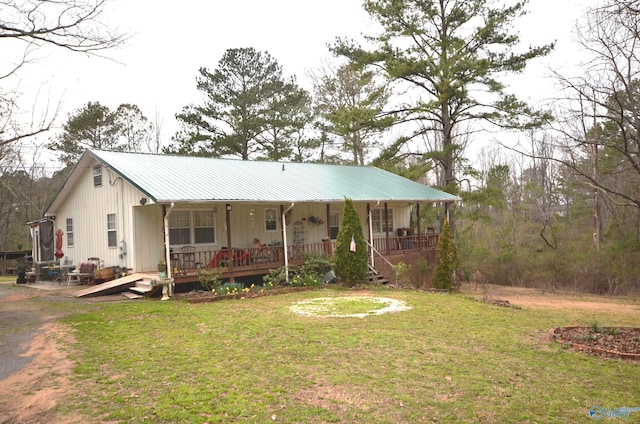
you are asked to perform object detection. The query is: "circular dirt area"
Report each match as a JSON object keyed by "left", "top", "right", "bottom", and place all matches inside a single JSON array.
[
  {"left": 551, "top": 326, "right": 640, "bottom": 360},
  {"left": 290, "top": 296, "right": 411, "bottom": 318}
]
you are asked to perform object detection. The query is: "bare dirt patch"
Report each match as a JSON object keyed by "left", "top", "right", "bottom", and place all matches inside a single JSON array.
[
  {"left": 463, "top": 283, "right": 640, "bottom": 360},
  {"left": 0, "top": 323, "right": 78, "bottom": 424},
  {"left": 0, "top": 284, "right": 82, "bottom": 424},
  {"left": 461, "top": 283, "right": 639, "bottom": 315}
]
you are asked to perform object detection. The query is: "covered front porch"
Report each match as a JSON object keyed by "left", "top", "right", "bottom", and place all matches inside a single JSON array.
[{"left": 165, "top": 232, "right": 440, "bottom": 284}]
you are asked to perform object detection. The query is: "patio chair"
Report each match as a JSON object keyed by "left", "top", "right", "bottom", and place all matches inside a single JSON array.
[
  {"left": 59, "top": 257, "right": 74, "bottom": 284},
  {"left": 66, "top": 259, "right": 97, "bottom": 285}
]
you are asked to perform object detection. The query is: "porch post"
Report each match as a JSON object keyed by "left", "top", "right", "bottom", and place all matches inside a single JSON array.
[
  {"left": 325, "top": 203, "right": 330, "bottom": 239},
  {"left": 384, "top": 202, "right": 390, "bottom": 252},
  {"left": 416, "top": 203, "right": 421, "bottom": 236},
  {"left": 226, "top": 204, "right": 234, "bottom": 282},
  {"left": 163, "top": 203, "right": 175, "bottom": 296},
  {"left": 281, "top": 203, "right": 295, "bottom": 284},
  {"left": 367, "top": 203, "right": 374, "bottom": 268}
]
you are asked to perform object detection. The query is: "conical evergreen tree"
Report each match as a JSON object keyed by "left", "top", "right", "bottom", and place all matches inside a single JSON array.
[
  {"left": 432, "top": 219, "right": 459, "bottom": 290},
  {"left": 334, "top": 198, "right": 368, "bottom": 286}
]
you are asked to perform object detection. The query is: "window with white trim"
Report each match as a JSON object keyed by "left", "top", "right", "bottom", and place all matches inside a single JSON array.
[
  {"left": 371, "top": 208, "right": 393, "bottom": 233},
  {"left": 66, "top": 218, "right": 74, "bottom": 247},
  {"left": 265, "top": 208, "right": 277, "bottom": 232},
  {"left": 169, "top": 210, "right": 191, "bottom": 245},
  {"left": 93, "top": 165, "right": 102, "bottom": 187},
  {"left": 194, "top": 210, "right": 215, "bottom": 243},
  {"left": 107, "top": 213, "right": 117, "bottom": 247},
  {"left": 169, "top": 210, "right": 216, "bottom": 245},
  {"left": 329, "top": 212, "right": 340, "bottom": 239}
]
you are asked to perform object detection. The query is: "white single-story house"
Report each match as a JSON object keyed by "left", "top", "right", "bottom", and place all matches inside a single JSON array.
[{"left": 30, "top": 149, "right": 458, "bottom": 284}]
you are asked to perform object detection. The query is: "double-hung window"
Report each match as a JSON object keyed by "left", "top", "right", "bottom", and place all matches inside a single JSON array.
[
  {"left": 107, "top": 214, "right": 117, "bottom": 247},
  {"left": 93, "top": 165, "right": 102, "bottom": 187},
  {"left": 371, "top": 208, "right": 393, "bottom": 234},
  {"left": 169, "top": 211, "right": 191, "bottom": 245},
  {"left": 194, "top": 210, "right": 215, "bottom": 243},
  {"left": 329, "top": 212, "right": 340, "bottom": 239},
  {"left": 265, "top": 208, "right": 277, "bottom": 232},
  {"left": 66, "top": 218, "right": 74, "bottom": 247},
  {"left": 169, "top": 210, "right": 216, "bottom": 245}
]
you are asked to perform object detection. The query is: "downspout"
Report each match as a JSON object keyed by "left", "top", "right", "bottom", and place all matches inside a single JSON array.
[
  {"left": 107, "top": 167, "right": 126, "bottom": 268},
  {"left": 282, "top": 203, "right": 295, "bottom": 284},
  {"left": 163, "top": 202, "right": 175, "bottom": 280}
]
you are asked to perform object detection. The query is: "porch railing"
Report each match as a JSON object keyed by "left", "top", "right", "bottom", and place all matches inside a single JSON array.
[{"left": 169, "top": 234, "right": 438, "bottom": 274}]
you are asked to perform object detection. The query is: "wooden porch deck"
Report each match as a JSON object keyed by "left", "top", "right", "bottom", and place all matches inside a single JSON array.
[{"left": 169, "top": 234, "right": 439, "bottom": 284}]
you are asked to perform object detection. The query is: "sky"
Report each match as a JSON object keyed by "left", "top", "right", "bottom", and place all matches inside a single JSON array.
[{"left": 10, "top": 0, "right": 592, "bottom": 168}]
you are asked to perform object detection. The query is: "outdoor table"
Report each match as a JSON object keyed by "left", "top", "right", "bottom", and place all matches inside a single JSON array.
[{"left": 43, "top": 266, "right": 61, "bottom": 283}]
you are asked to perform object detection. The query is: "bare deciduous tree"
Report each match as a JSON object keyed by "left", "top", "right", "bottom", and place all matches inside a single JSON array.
[
  {"left": 0, "top": 0, "right": 126, "bottom": 157},
  {"left": 544, "top": 0, "right": 640, "bottom": 240}
]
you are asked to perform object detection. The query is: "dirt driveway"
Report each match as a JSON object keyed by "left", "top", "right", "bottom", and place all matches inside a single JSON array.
[
  {"left": 0, "top": 282, "right": 637, "bottom": 423},
  {"left": 0, "top": 283, "right": 108, "bottom": 424}
]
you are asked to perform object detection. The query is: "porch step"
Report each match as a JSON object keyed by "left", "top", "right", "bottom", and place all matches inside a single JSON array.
[
  {"left": 368, "top": 270, "right": 389, "bottom": 285},
  {"left": 129, "top": 285, "right": 153, "bottom": 295},
  {"left": 128, "top": 279, "right": 159, "bottom": 295},
  {"left": 122, "top": 291, "right": 144, "bottom": 299}
]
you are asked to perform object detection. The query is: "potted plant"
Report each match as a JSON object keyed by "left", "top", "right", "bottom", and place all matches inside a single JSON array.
[
  {"left": 16, "top": 261, "right": 28, "bottom": 284},
  {"left": 158, "top": 259, "right": 167, "bottom": 278}
]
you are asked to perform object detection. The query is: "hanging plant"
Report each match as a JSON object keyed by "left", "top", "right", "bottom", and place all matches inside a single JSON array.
[{"left": 307, "top": 215, "right": 324, "bottom": 226}]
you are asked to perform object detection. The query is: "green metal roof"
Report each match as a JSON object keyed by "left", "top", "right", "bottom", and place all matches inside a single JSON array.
[{"left": 85, "top": 150, "right": 459, "bottom": 204}]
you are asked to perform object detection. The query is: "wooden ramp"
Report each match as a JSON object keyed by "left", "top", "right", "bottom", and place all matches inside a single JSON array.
[{"left": 74, "top": 273, "right": 145, "bottom": 298}]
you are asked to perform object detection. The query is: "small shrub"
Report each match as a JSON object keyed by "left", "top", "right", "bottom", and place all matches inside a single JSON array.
[
  {"left": 263, "top": 265, "right": 293, "bottom": 286},
  {"left": 334, "top": 198, "right": 368, "bottom": 286},
  {"left": 263, "top": 254, "right": 332, "bottom": 287},
  {"left": 300, "top": 252, "right": 332, "bottom": 276},
  {"left": 198, "top": 267, "right": 225, "bottom": 291},
  {"left": 393, "top": 261, "right": 410, "bottom": 288},
  {"left": 433, "top": 219, "right": 460, "bottom": 291}
]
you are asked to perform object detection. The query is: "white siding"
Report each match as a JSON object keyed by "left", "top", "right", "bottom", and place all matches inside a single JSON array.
[{"left": 50, "top": 160, "right": 152, "bottom": 271}]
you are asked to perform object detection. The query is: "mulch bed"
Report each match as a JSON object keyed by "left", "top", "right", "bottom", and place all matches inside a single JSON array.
[{"left": 550, "top": 326, "right": 640, "bottom": 361}]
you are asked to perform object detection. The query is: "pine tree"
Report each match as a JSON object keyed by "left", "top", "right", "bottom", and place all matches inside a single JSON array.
[
  {"left": 432, "top": 219, "right": 459, "bottom": 291},
  {"left": 334, "top": 198, "right": 368, "bottom": 286}
]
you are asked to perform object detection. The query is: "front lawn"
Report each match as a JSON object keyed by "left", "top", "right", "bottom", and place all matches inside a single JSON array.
[{"left": 59, "top": 287, "right": 639, "bottom": 423}]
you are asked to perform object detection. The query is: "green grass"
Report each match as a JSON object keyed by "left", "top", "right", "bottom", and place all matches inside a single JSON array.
[{"left": 52, "top": 288, "right": 640, "bottom": 423}]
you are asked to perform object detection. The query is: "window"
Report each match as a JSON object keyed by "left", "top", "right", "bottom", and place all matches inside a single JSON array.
[
  {"left": 329, "top": 212, "right": 340, "bottom": 239},
  {"left": 169, "top": 210, "right": 191, "bottom": 245},
  {"left": 371, "top": 208, "right": 393, "bottom": 233},
  {"left": 93, "top": 165, "right": 102, "bottom": 187},
  {"left": 107, "top": 213, "right": 117, "bottom": 247},
  {"left": 193, "top": 210, "right": 215, "bottom": 243},
  {"left": 66, "top": 218, "right": 74, "bottom": 247},
  {"left": 169, "top": 210, "right": 216, "bottom": 245},
  {"left": 265, "top": 208, "right": 277, "bottom": 231}
]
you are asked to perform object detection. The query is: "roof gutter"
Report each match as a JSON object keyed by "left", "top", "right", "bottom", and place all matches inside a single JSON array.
[{"left": 282, "top": 203, "right": 295, "bottom": 284}]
